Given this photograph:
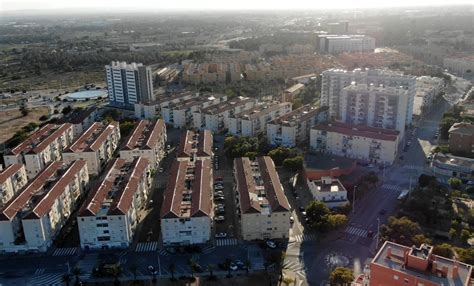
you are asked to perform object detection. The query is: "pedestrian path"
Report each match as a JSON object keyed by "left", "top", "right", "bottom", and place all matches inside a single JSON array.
[
  {"left": 52, "top": 247, "right": 79, "bottom": 256},
  {"left": 284, "top": 260, "right": 306, "bottom": 279},
  {"left": 201, "top": 245, "right": 216, "bottom": 254},
  {"left": 215, "top": 238, "right": 238, "bottom": 247},
  {"left": 192, "top": 253, "right": 200, "bottom": 261},
  {"left": 76, "top": 253, "right": 98, "bottom": 280},
  {"left": 27, "top": 273, "right": 63, "bottom": 286},
  {"left": 158, "top": 249, "right": 170, "bottom": 256},
  {"left": 381, "top": 184, "right": 403, "bottom": 192},
  {"left": 344, "top": 226, "right": 368, "bottom": 238},
  {"left": 292, "top": 233, "right": 317, "bottom": 243},
  {"left": 135, "top": 241, "right": 158, "bottom": 252},
  {"left": 34, "top": 268, "right": 45, "bottom": 275}
]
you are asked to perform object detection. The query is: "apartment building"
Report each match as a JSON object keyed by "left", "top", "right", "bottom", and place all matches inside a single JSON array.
[
  {"left": 290, "top": 73, "right": 317, "bottom": 85},
  {"left": 310, "top": 122, "right": 400, "bottom": 165},
  {"left": 193, "top": 97, "right": 256, "bottom": 132},
  {"left": 444, "top": 57, "right": 474, "bottom": 79},
  {"left": 77, "top": 158, "right": 151, "bottom": 249},
  {"left": 60, "top": 107, "right": 98, "bottom": 138},
  {"left": 134, "top": 91, "right": 196, "bottom": 119},
  {"left": 326, "top": 21, "right": 349, "bottom": 34},
  {"left": 321, "top": 68, "right": 416, "bottom": 125},
  {"left": 176, "top": 130, "right": 213, "bottom": 162},
  {"left": 267, "top": 105, "right": 328, "bottom": 147},
  {"left": 0, "top": 160, "right": 89, "bottom": 253},
  {"left": 106, "top": 61, "right": 154, "bottom": 109},
  {"left": 228, "top": 102, "right": 293, "bottom": 137},
  {"left": 318, "top": 35, "right": 375, "bottom": 54},
  {"left": 353, "top": 241, "right": 473, "bottom": 286},
  {"left": 306, "top": 176, "right": 348, "bottom": 208},
  {"left": 62, "top": 122, "right": 121, "bottom": 175},
  {"left": 448, "top": 122, "right": 474, "bottom": 155},
  {"left": 281, "top": 83, "right": 305, "bottom": 103},
  {"left": 414, "top": 76, "right": 444, "bottom": 116},
  {"left": 431, "top": 153, "right": 473, "bottom": 182},
  {"left": 234, "top": 156, "right": 291, "bottom": 240},
  {"left": 161, "top": 94, "right": 227, "bottom": 128},
  {"left": 160, "top": 159, "right": 213, "bottom": 245},
  {"left": 120, "top": 119, "right": 167, "bottom": 169},
  {"left": 0, "top": 164, "right": 28, "bottom": 207},
  {"left": 3, "top": 123, "right": 74, "bottom": 179},
  {"left": 340, "top": 83, "right": 409, "bottom": 138}
]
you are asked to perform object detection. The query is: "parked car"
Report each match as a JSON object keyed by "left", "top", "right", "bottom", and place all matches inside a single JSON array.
[
  {"left": 218, "top": 263, "right": 228, "bottom": 270},
  {"left": 229, "top": 263, "right": 238, "bottom": 271},
  {"left": 215, "top": 232, "right": 227, "bottom": 238},
  {"left": 165, "top": 247, "right": 176, "bottom": 254},
  {"left": 235, "top": 259, "right": 245, "bottom": 270},
  {"left": 266, "top": 240, "right": 277, "bottom": 249},
  {"left": 214, "top": 197, "right": 225, "bottom": 202},
  {"left": 290, "top": 216, "right": 295, "bottom": 224},
  {"left": 215, "top": 216, "right": 225, "bottom": 222},
  {"left": 215, "top": 185, "right": 224, "bottom": 190},
  {"left": 159, "top": 167, "right": 164, "bottom": 173},
  {"left": 214, "top": 192, "right": 224, "bottom": 197},
  {"left": 215, "top": 203, "right": 225, "bottom": 208}
]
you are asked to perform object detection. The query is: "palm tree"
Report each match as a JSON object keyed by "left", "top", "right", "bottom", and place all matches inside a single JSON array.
[
  {"left": 244, "top": 259, "right": 251, "bottom": 275},
  {"left": 169, "top": 263, "right": 176, "bottom": 281},
  {"left": 129, "top": 263, "right": 138, "bottom": 282},
  {"left": 62, "top": 273, "right": 71, "bottom": 286},
  {"left": 188, "top": 258, "right": 196, "bottom": 278},
  {"left": 111, "top": 265, "right": 122, "bottom": 286},
  {"left": 207, "top": 264, "right": 215, "bottom": 280},
  {"left": 225, "top": 258, "right": 232, "bottom": 278},
  {"left": 72, "top": 267, "right": 81, "bottom": 286}
]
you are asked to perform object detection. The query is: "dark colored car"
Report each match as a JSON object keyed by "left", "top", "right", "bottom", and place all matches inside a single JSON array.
[{"left": 367, "top": 230, "right": 374, "bottom": 238}]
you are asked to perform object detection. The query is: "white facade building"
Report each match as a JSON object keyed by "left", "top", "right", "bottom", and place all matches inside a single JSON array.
[
  {"left": 234, "top": 156, "right": 291, "bottom": 241},
  {"left": 310, "top": 122, "right": 400, "bottom": 165},
  {"left": 193, "top": 97, "right": 256, "bottom": 132},
  {"left": 444, "top": 57, "right": 474, "bottom": 79},
  {"left": 119, "top": 119, "right": 167, "bottom": 170},
  {"left": 160, "top": 159, "right": 213, "bottom": 245},
  {"left": 134, "top": 91, "right": 196, "bottom": 119},
  {"left": 318, "top": 35, "right": 375, "bottom": 54},
  {"left": 267, "top": 105, "right": 328, "bottom": 147},
  {"left": 62, "top": 122, "right": 121, "bottom": 175},
  {"left": 77, "top": 158, "right": 151, "bottom": 250},
  {"left": 0, "top": 164, "right": 28, "bottom": 207},
  {"left": 340, "top": 83, "right": 409, "bottom": 138},
  {"left": 3, "top": 124, "right": 74, "bottom": 179},
  {"left": 321, "top": 68, "right": 416, "bottom": 125},
  {"left": 413, "top": 76, "right": 444, "bottom": 116},
  {"left": 307, "top": 176, "right": 349, "bottom": 208},
  {"left": 228, "top": 102, "right": 293, "bottom": 137},
  {"left": 0, "top": 160, "right": 89, "bottom": 253},
  {"left": 106, "top": 61, "right": 154, "bottom": 109}
]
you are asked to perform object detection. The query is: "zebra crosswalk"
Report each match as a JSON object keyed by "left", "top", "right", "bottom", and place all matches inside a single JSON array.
[
  {"left": 284, "top": 260, "right": 306, "bottom": 279},
  {"left": 215, "top": 238, "right": 238, "bottom": 247},
  {"left": 27, "top": 273, "right": 63, "bottom": 286},
  {"left": 292, "top": 233, "right": 317, "bottom": 243},
  {"left": 404, "top": 165, "right": 424, "bottom": 171},
  {"left": 381, "top": 184, "right": 403, "bottom": 192},
  {"left": 201, "top": 245, "right": 215, "bottom": 254},
  {"left": 34, "top": 268, "right": 45, "bottom": 275},
  {"left": 52, "top": 247, "right": 78, "bottom": 256},
  {"left": 344, "top": 226, "right": 368, "bottom": 238},
  {"left": 135, "top": 241, "right": 158, "bottom": 252}
]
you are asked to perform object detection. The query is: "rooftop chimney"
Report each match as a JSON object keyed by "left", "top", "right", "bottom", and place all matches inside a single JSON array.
[{"left": 452, "top": 257, "right": 459, "bottom": 279}]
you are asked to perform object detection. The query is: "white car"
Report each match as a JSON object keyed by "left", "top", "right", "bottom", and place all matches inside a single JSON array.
[
  {"left": 159, "top": 167, "right": 164, "bottom": 173},
  {"left": 290, "top": 216, "right": 295, "bottom": 224},
  {"left": 215, "top": 185, "right": 224, "bottom": 190},
  {"left": 215, "top": 232, "right": 227, "bottom": 238},
  {"left": 215, "top": 216, "right": 225, "bottom": 222},
  {"left": 229, "top": 263, "right": 238, "bottom": 271},
  {"left": 266, "top": 240, "right": 277, "bottom": 249}
]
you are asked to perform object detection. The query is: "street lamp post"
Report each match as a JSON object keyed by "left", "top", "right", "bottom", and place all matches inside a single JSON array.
[{"left": 352, "top": 185, "right": 357, "bottom": 213}]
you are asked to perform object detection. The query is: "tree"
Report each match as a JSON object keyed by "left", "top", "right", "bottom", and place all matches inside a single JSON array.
[
  {"left": 328, "top": 214, "right": 348, "bottom": 230},
  {"left": 120, "top": 120, "right": 136, "bottom": 137},
  {"left": 381, "top": 216, "right": 431, "bottom": 246},
  {"left": 62, "top": 105, "right": 72, "bottom": 115},
  {"left": 169, "top": 263, "right": 176, "bottom": 281},
  {"left": 282, "top": 276, "right": 295, "bottom": 286},
  {"left": 129, "top": 263, "right": 138, "bottom": 282},
  {"left": 267, "top": 147, "right": 297, "bottom": 166},
  {"left": 19, "top": 104, "right": 29, "bottom": 116},
  {"left": 72, "top": 267, "right": 81, "bottom": 286},
  {"left": 283, "top": 156, "right": 304, "bottom": 172},
  {"left": 305, "top": 200, "right": 330, "bottom": 232},
  {"left": 244, "top": 151, "right": 258, "bottom": 160},
  {"left": 110, "top": 265, "right": 122, "bottom": 286},
  {"left": 461, "top": 229, "right": 471, "bottom": 244},
  {"left": 329, "top": 267, "right": 354, "bottom": 285},
  {"left": 292, "top": 99, "right": 303, "bottom": 109},
  {"left": 433, "top": 243, "right": 454, "bottom": 258},
  {"left": 62, "top": 274, "right": 71, "bottom": 286},
  {"left": 207, "top": 264, "right": 215, "bottom": 280},
  {"left": 439, "top": 117, "right": 457, "bottom": 140},
  {"left": 189, "top": 258, "right": 197, "bottom": 278},
  {"left": 225, "top": 258, "right": 232, "bottom": 278},
  {"left": 448, "top": 177, "right": 462, "bottom": 190},
  {"left": 244, "top": 259, "right": 251, "bottom": 275}
]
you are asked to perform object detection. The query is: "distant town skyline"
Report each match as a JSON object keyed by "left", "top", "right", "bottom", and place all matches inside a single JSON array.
[{"left": 1, "top": 0, "right": 473, "bottom": 12}]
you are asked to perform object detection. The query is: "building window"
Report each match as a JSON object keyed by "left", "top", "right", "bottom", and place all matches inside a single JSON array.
[
  {"left": 404, "top": 279, "right": 409, "bottom": 283},
  {"left": 393, "top": 275, "right": 399, "bottom": 280}
]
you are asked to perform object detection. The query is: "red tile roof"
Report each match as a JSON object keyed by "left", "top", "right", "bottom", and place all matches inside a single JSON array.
[
  {"left": 160, "top": 159, "right": 212, "bottom": 219},
  {"left": 26, "top": 160, "right": 87, "bottom": 219},
  {"left": 234, "top": 156, "right": 290, "bottom": 214},
  {"left": 8, "top": 124, "right": 72, "bottom": 156},
  {"left": 66, "top": 122, "right": 119, "bottom": 153},
  {"left": 0, "top": 161, "right": 64, "bottom": 221},
  {"left": 176, "top": 130, "right": 213, "bottom": 158},
  {"left": 78, "top": 158, "right": 149, "bottom": 216},
  {"left": 312, "top": 121, "right": 400, "bottom": 141},
  {"left": 197, "top": 130, "right": 213, "bottom": 157},
  {"left": 121, "top": 119, "right": 166, "bottom": 151},
  {"left": 0, "top": 164, "right": 24, "bottom": 185},
  {"left": 28, "top": 123, "right": 73, "bottom": 154}
]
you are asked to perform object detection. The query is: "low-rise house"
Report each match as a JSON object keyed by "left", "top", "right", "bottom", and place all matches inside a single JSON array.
[
  {"left": 234, "top": 156, "right": 291, "bottom": 240},
  {"left": 228, "top": 102, "right": 293, "bottom": 137},
  {"left": 431, "top": 153, "right": 473, "bottom": 182},
  {"left": 176, "top": 130, "right": 213, "bottom": 162},
  {"left": 310, "top": 122, "right": 400, "bottom": 165},
  {"left": 281, "top": 83, "right": 305, "bottom": 102},
  {"left": 0, "top": 160, "right": 89, "bottom": 253},
  {"left": 77, "top": 158, "right": 151, "bottom": 250},
  {"left": 193, "top": 97, "right": 256, "bottom": 132},
  {"left": 448, "top": 122, "right": 474, "bottom": 155},
  {"left": 160, "top": 159, "right": 213, "bottom": 245},
  {"left": 62, "top": 122, "right": 120, "bottom": 175},
  {"left": 120, "top": 119, "right": 167, "bottom": 169},
  {"left": 0, "top": 164, "right": 28, "bottom": 207},
  {"left": 307, "top": 176, "right": 348, "bottom": 208},
  {"left": 267, "top": 105, "right": 328, "bottom": 147},
  {"left": 3, "top": 124, "right": 74, "bottom": 179}
]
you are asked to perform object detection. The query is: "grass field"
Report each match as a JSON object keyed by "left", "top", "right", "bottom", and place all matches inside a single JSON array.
[{"left": 0, "top": 106, "right": 50, "bottom": 144}]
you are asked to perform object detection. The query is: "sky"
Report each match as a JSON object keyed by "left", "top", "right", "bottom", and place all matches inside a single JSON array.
[{"left": 1, "top": 0, "right": 472, "bottom": 12}]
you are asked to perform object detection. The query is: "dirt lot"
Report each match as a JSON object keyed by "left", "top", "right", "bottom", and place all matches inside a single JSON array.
[{"left": 0, "top": 106, "right": 50, "bottom": 144}]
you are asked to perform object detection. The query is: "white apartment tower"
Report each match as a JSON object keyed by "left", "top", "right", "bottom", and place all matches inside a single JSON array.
[
  {"left": 321, "top": 68, "right": 416, "bottom": 126},
  {"left": 106, "top": 61, "right": 154, "bottom": 109}
]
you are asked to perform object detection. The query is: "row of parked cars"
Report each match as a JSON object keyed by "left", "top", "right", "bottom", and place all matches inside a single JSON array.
[{"left": 213, "top": 178, "right": 225, "bottom": 222}]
